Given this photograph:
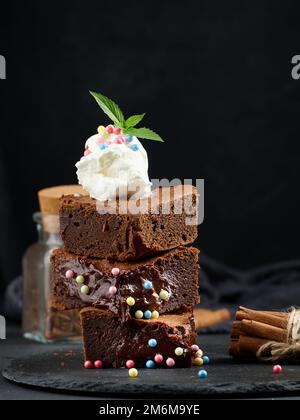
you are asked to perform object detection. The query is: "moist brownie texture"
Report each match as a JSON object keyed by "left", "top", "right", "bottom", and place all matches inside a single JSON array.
[
  {"left": 60, "top": 185, "right": 198, "bottom": 261},
  {"left": 80, "top": 307, "right": 196, "bottom": 368},
  {"left": 51, "top": 246, "right": 199, "bottom": 321}
]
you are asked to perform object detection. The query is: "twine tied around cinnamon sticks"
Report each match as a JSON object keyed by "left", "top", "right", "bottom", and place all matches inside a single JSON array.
[
  {"left": 257, "top": 307, "right": 300, "bottom": 361},
  {"left": 229, "top": 306, "right": 300, "bottom": 362}
]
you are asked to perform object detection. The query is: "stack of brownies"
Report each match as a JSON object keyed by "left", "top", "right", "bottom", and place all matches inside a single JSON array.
[{"left": 51, "top": 185, "right": 200, "bottom": 368}]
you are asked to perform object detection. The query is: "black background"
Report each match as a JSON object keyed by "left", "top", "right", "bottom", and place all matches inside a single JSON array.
[{"left": 1, "top": 0, "right": 300, "bottom": 293}]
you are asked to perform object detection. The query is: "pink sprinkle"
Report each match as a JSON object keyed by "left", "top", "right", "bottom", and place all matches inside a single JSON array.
[
  {"left": 95, "top": 135, "right": 105, "bottom": 145},
  {"left": 65, "top": 270, "right": 74, "bottom": 279},
  {"left": 273, "top": 365, "right": 282, "bottom": 374},
  {"left": 94, "top": 360, "right": 103, "bottom": 369},
  {"left": 111, "top": 267, "right": 120, "bottom": 277},
  {"left": 126, "top": 360, "right": 135, "bottom": 369},
  {"left": 84, "top": 361, "right": 93, "bottom": 369},
  {"left": 154, "top": 354, "right": 163, "bottom": 363},
  {"left": 109, "top": 286, "right": 117, "bottom": 295},
  {"left": 113, "top": 127, "right": 121, "bottom": 135},
  {"left": 115, "top": 135, "right": 124, "bottom": 144},
  {"left": 84, "top": 149, "right": 91, "bottom": 156},
  {"left": 166, "top": 358, "right": 175, "bottom": 367},
  {"left": 191, "top": 345, "right": 199, "bottom": 352},
  {"left": 106, "top": 125, "right": 114, "bottom": 134}
]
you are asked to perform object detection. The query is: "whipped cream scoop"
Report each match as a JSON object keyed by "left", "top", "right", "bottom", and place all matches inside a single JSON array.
[{"left": 76, "top": 125, "right": 152, "bottom": 201}]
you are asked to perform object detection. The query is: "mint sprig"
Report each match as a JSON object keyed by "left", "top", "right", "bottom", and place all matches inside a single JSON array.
[{"left": 90, "top": 91, "right": 164, "bottom": 142}]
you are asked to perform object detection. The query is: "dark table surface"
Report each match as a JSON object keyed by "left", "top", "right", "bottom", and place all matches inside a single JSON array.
[{"left": 1, "top": 324, "right": 300, "bottom": 400}]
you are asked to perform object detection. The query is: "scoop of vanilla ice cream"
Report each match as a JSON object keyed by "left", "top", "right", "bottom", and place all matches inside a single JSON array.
[{"left": 76, "top": 133, "right": 152, "bottom": 201}]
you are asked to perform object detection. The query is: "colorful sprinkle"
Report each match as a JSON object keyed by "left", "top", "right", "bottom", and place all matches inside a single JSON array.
[
  {"left": 106, "top": 125, "right": 114, "bottom": 134},
  {"left": 130, "top": 144, "right": 139, "bottom": 152},
  {"left": 135, "top": 310, "right": 144, "bottom": 319},
  {"left": 273, "top": 365, "right": 282, "bottom": 374},
  {"left": 126, "top": 135, "right": 133, "bottom": 143},
  {"left": 195, "top": 349, "right": 203, "bottom": 357},
  {"left": 84, "top": 360, "right": 93, "bottom": 369},
  {"left": 175, "top": 347, "right": 184, "bottom": 356},
  {"left": 159, "top": 290, "right": 169, "bottom": 301},
  {"left": 97, "top": 125, "right": 106, "bottom": 134},
  {"left": 65, "top": 270, "right": 74, "bottom": 279},
  {"left": 144, "top": 310, "right": 152, "bottom": 319},
  {"left": 80, "top": 285, "right": 89, "bottom": 295},
  {"left": 126, "top": 297, "right": 135, "bottom": 306},
  {"left": 203, "top": 356, "right": 210, "bottom": 365},
  {"left": 191, "top": 344, "right": 199, "bottom": 352},
  {"left": 143, "top": 280, "right": 153, "bottom": 290},
  {"left": 94, "top": 360, "right": 103, "bottom": 369},
  {"left": 111, "top": 267, "right": 120, "bottom": 277},
  {"left": 126, "top": 360, "right": 135, "bottom": 369},
  {"left": 76, "top": 275, "right": 85, "bottom": 284},
  {"left": 166, "top": 358, "right": 175, "bottom": 367},
  {"left": 148, "top": 339, "right": 157, "bottom": 348},
  {"left": 194, "top": 357, "right": 204, "bottom": 366},
  {"left": 108, "top": 286, "right": 117, "bottom": 296},
  {"left": 128, "top": 368, "right": 138, "bottom": 378},
  {"left": 151, "top": 311, "right": 160, "bottom": 319},
  {"left": 99, "top": 144, "right": 108, "bottom": 151},
  {"left": 84, "top": 149, "right": 91, "bottom": 156},
  {"left": 114, "top": 135, "right": 124, "bottom": 144},
  {"left": 113, "top": 127, "right": 121, "bottom": 135},
  {"left": 198, "top": 370, "right": 208, "bottom": 379},
  {"left": 154, "top": 354, "right": 163, "bottom": 363},
  {"left": 146, "top": 360, "right": 155, "bottom": 369}
]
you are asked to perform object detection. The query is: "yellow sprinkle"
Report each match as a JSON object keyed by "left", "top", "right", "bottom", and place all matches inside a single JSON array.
[
  {"left": 97, "top": 125, "right": 106, "bottom": 134},
  {"left": 126, "top": 297, "right": 135, "bottom": 306},
  {"left": 175, "top": 347, "right": 184, "bottom": 356},
  {"left": 151, "top": 311, "right": 160, "bottom": 319},
  {"left": 135, "top": 310, "right": 143, "bottom": 319},
  {"left": 128, "top": 368, "right": 138, "bottom": 378},
  {"left": 159, "top": 290, "right": 169, "bottom": 301},
  {"left": 194, "top": 357, "right": 204, "bottom": 366},
  {"left": 76, "top": 275, "right": 85, "bottom": 284},
  {"left": 80, "top": 285, "right": 89, "bottom": 295}
]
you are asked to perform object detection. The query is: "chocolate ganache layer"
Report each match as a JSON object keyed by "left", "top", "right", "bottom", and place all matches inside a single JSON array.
[{"left": 51, "top": 246, "right": 199, "bottom": 322}]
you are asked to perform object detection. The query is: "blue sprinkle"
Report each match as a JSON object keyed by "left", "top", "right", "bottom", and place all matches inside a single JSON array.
[
  {"left": 203, "top": 356, "right": 210, "bottom": 365},
  {"left": 148, "top": 338, "right": 157, "bottom": 348},
  {"left": 126, "top": 135, "right": 133, "bottom": 143},
  {"left": 143, "top": 281, "right": 153, "bottom": 290},
  {"left": 146, "top": 360, "right": 155, "bottom": 369},
  {"left": 198, "top": 370, "right": 208, "bottom": 379},
  {"left": 130, "top": 144, "right": 139, "bottom": 152},
  {"left": 144, "top": 310, "right": 152, "bottom": 319},
  {"left": 99, "top": 144, "right": 108, "bottom": 151}
]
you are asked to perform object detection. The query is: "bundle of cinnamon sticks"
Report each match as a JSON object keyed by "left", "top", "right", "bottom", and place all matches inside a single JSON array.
[{"left": 229, "top": 306, "right": 289, "bottom": 360}]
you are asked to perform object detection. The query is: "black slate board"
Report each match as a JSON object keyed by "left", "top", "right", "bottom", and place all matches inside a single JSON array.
[{"left": 2, "top": 335, "right": 300, "bottom": 397}]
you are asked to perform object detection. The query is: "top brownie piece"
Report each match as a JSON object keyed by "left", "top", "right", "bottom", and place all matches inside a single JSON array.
[{"left": 60, "top": 185, "right": 198, "bottom": 260}]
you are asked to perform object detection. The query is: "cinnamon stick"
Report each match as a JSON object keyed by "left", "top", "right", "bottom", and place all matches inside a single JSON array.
[
  {"left": 240, "top": 319, "right": 287, "bottom": 343},
  {"left": 236, "top": 307, "right": 288, "bottom": 329},
  {"left": 229, "top": 335, "right": 270, "bottom": 357},
  {"left": 194, "top": 308, "right": 231, "bottom": 332}
]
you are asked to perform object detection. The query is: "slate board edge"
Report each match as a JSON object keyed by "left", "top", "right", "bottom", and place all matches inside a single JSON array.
[{"left": 3, "top": 364, "right": 300, "bottom": 397}]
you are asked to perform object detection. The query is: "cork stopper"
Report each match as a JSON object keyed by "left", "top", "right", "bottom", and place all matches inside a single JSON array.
[{"left": 38, "top": 185, "right": 88, "bottom": 233}]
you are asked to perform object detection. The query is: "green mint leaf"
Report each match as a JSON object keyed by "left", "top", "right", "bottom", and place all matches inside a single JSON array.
[
  {"left": 126, "top": 127, "right": 164, "bottom": 142},
  {"left": 125, "top": 113, "right": 146, "bottom": 128},
  {"left": 90, "top": 91, "right": 125, "bottom": 127}
]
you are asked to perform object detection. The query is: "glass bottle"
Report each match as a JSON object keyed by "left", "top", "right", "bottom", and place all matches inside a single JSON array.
[{"left": 22, "top": 212, "right": 81, "bottom": 343}]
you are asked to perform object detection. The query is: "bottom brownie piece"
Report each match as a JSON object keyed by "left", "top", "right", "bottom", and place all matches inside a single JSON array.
[{"left": 80, "top": 308, "right": 197, "bottom": 368}]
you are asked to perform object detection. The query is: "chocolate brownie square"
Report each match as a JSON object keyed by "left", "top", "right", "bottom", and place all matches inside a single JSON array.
[{"left": 60, "top": 185, "right": 198, "bottom": 261}]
